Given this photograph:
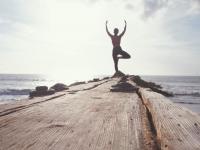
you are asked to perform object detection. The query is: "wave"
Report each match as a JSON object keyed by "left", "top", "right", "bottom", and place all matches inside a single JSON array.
[
  {"left": 0, "top": 89, "right": 31, "bottom": 95},
  {"left": 174, "top": 101, "right": 200, "bottom": 105},
  {"left": 174, "top": 92, "right": 200, "bottom": 97},
  {"left": 0, "top": 78, "right": 46, "bottom": 82},
  {"left": 0, "top": 74, "right": 47, "bottom": 82}
]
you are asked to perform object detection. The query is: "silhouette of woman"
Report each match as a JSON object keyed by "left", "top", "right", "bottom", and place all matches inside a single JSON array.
[{"left": 106, "top": 20, "right": 131, "bottom": 72}]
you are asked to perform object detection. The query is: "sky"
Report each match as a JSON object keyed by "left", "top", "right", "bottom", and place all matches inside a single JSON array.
[{"left": 0, "top": 0, "right": 200, "bottom": 80}]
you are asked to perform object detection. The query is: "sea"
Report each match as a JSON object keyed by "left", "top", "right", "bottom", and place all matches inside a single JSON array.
[
  {"left": 0, "top": 74, "right": 54, "bottom": 104},
  {"left": 0, "top": 74, "right": 199, "bottom": 114},
  {"left": 142, "top": 75, "right": 200, "bottom": 114}
]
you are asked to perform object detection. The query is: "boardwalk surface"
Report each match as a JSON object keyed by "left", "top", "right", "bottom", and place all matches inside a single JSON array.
[
  {"left": 1, "top": 78, "right": 200, "bottom": 150},
  {"left": 0, "top": 79, "right": 145, "bottom": 150}
]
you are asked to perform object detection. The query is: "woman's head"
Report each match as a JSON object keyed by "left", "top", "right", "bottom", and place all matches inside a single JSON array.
[{"left": 114, "top": 28, "right": 119, "bottom": 35}]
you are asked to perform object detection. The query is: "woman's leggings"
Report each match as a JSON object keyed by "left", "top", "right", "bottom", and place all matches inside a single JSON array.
[{"left": 112, "top": 46, "right": 131, "bottom": 72}]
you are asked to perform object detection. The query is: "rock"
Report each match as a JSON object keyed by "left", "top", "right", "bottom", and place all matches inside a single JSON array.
[
  {"left": 29, "top": 86, "right": 55, "bottom": 98},
  {"left": 130, "top": 75, "right": 162, "bottom": 89},
  {"left": 93, "top": 78, "right": 100, "bottom": 82},
  {"left": 103, "top": 77, "right": 110, "bottom": 80},
  {"left": 29, "top": 91, "right": 37, "bottom": 98},
  {"left": 88, "top": 78, "right": 100, "bottom": 83},
  {"left": 47, "top": 89, "right": 56, "bottom": 95},
  {"left": 119, "top": 76, "right": 129, "bottom": 83},
  {"left": 130, "top": 75, "right": 173, "bottom": 97},
  {"left": 110, "top": 82, "right": 138, "bottom": 92},
  {"left": 112, "top": 71, "right": 125, "bottom": 78},
  {"left": 36, "top": 86, "right": 48, "bottom": 92},
  {"left": 69, "top": 81, "right": 86, "bottom": 86},
  {"left": 50, "top": 83, "right": 69, "bottom": 92}
]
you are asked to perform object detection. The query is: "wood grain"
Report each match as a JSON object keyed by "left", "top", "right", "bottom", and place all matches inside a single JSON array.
[
  {"left": 0, "top": 79, "right": 144, "bottom": 150},
  {"left": 139, "top": 88, "right": 200, "bottom": 150}
]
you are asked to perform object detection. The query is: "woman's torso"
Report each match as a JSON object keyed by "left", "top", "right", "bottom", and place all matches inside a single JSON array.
[{"left": 111, "top": 35, "right": 121, "bottom": 48}]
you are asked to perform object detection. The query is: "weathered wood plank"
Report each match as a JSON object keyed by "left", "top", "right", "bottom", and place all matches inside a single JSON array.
[
  {"left": 139, "top": 88, "right": 200, "bottom": 150},
  {"left": 0, "top": 79, "right": 144, "bottom": 150}
]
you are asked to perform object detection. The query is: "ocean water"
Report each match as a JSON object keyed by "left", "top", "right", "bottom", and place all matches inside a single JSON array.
[
  {"left": 0, "top": 74, "right": 200, "bottom": 114},
  {"left": 0, "top": 74, "right": 99, "bottom": 104},
  {"left": 0, "top": 74, "right": 55, "bottom": 104},
  {"left": 142, "top": 76, "right": 200, "bottom": 114}
]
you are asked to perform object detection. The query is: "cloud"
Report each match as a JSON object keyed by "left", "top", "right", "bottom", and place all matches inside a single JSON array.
[
  {"left": 87, "top": 0, "right": 200, "bottom": 19},
  {"left": 0, "top": 1, "right": 30, "bottom": 23},
  {"left": 0, "top": 0, "right": 199, "bottom": 75},
  {"left": 189, "top": 0, "right": 200, "bottom": 13},
  {"left": 141, "top": 0, "right": 200, "bottom": 18},
  {"left": 125, "top": 3, "right": 134, "bottom": 10},
  {"left": 87, "top": 0, "right": 168, "bottom": 18},
  {"left": 142, "top": 0, "right": 168, "bottom": 18}
]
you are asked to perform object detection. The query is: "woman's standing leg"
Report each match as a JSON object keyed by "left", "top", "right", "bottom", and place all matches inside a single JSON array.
[{"left": 113, "top": 50, "right": 119, "bottom": 72}]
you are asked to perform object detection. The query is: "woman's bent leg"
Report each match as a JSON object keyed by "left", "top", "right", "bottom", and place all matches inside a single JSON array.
[{"left": 119, "top": 49, "right": 131, "bottom": 59}]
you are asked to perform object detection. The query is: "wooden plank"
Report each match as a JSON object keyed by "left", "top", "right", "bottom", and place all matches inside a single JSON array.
[
  {"left": 0, "top": 79, "right": 144, "bottom": 150},
  {"left": 139, "top": 88, "right": 200, "bottom": 150}
]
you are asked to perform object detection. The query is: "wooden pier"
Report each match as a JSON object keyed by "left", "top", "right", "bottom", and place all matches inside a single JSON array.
[{"left": 0, "top": 77, "right": 200, "bottom": 150}]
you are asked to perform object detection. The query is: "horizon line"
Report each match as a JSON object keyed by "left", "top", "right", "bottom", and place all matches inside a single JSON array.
[{"left": 0, "top": 72, "right": 199, "bottom": 77}]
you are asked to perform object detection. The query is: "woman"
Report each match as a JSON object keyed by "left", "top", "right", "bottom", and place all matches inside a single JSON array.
[{"left": 106, "top": 20, "right": 131, "bottom": 72}]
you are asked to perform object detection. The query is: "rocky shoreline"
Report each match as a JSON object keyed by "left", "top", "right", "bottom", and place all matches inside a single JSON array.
[{"left": 29, "top": 72, "right": 173, "bottom": 98}]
